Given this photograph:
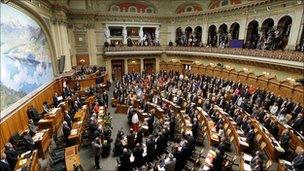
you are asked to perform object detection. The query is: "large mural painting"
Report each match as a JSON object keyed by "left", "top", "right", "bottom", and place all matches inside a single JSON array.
[{"left": 1, "top": 4, "right": 53, "bottom": 111}]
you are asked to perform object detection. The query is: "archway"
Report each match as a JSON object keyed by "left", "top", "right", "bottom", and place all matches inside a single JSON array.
[
  {"left": 185, "top": 26, "right": 193, "bottom": 46},
  {"left": 277, "top": 16, "right": 292, "bottom": 49},
  {"left": 218, "top": 24, "right": 228, "bottom": 47},
  {"left": 261, "top": 18, "right": 275, "bottom": 50},
  {"left": 230, "top": 22, "right": 240, "bottom": 39},
  {"left": 175, "top": 27, "right": 183, "bottom": 46},
  {"left": 246, "top": 20, "right": 259, "bottom": 49},
  {"left": 207, "top": 25, "right": 217, "bottom": 47},
  {"left": 194, "top": 26, "right": 202, "bottom": 46}
]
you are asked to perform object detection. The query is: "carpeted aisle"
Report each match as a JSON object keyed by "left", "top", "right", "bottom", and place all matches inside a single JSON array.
[{"left": 79, "top": 83, "right": 130, "bottom": 171}]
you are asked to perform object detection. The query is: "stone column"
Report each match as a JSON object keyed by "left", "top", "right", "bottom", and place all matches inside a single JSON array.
[
  {"left": 155, "top": 26, "right": 160, "bottom": 43},
  {"left": 87, "top": 27, "right": 97, "bottom": 65},
  {"left": 104, "top": 26, "right": 110, "bottom": 44},
  {"left": 140, "top": 58, "right": 144, "bottom": 73},
  {"left": 106, "top": 59, "right": 113, "bottom": 82},
  {"left": 124, "top": 59, "right": 128, "bottom": 74},
  {"left": 286, "top": 7, "right": 304, "bottom": 50},
  {"left": 123, "top": 26, "right": 127, "bottom": 45},
  {"left": 202, "top": 23, "right": 208, "bottom": 45},
  {"left": 155, "top": 58, "right": 160, "bottom": 73},
  {"left": 139, "top": 26, "right": 144, "bottom": 44},
  {"left": 238, "top": 18, "right": 247, "bottom": 40}
]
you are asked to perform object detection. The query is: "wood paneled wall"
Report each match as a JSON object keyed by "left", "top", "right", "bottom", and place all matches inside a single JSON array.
[
  {"left": 0, "top": 78, "right": 63, "bottom": 151},
  {"left": 160, "top": 62, "right": 304, "bottom": 104},
  {"left": 0, "top": 74, "right": 108, "bottom": 151}
]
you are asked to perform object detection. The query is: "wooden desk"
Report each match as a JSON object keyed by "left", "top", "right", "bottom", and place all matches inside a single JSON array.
[
  {"left": 15, "top": 150, "right": 39, "bottom": 171},
  {"left": 32, "top": 129, "right": 51, "bottom": 158},
  {"left": 146, "top": 102, "right": 164, "bottom": 120},
  {"left": 38, "top": 107, "right": 63, "bottom": 133},
  {"left": 239, "top": 153, "right": 253, "bottom": 171},
  {"left": 115, "top": 105, "right": 128, "bottom": 114},
  {"left": 65, "top": 145, "right": 81, "bottom": 171},
  {"left": 197, "top": 107, "right": 220, "bottom": 147},
  {"left": 214, "top": 106, "right": 249, "bottom": 154}
]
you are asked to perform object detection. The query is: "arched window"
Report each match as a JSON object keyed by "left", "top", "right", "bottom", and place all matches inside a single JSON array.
[
  {"left": 146, "top": 7, "right": 154, "bottom": 13},
  {"left": 221, "top": 0, "right": 229, "bottom": 6},
  {"left": 111, "top": 5, "right": 120, "bottom": 12},
  {"left": 185, "top": 6, "right": 194, "bottom": 12},
  {"left": 128, "top": 6, "right": 137, "bottom": 13}
]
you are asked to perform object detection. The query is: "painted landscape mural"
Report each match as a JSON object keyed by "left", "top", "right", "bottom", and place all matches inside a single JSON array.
[{"left": 1, "top": 4, "right": 53, "bottom": 111}]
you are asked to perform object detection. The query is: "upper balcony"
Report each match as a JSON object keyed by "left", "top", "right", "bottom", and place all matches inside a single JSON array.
[{"left": 104, "top": 46, "right": 304, "bottom": 69}]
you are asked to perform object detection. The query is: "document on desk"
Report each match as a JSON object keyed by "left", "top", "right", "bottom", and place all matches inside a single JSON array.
[
  {"left": 71, "top": 129, "right": 78, "bottom": 135},
  {"left": 243, "top": 163, "right": 252, "bottom": 171},
  {"left": 19, "top": 159, "right": 27, "bottom": 166},
  {"left": 243, "top": 153, "right": 253, "bottom": 162},
  {"left": 50, "top": 108, "right": 60, "bottom": 114}
]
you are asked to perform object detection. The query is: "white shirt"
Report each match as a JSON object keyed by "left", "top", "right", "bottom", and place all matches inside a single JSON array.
[
  {"left": 132, "top": 114, "right": 139, "bottom": 124},
  {"left": 269, "top": 105, "right": 278, "bottom": 115}
]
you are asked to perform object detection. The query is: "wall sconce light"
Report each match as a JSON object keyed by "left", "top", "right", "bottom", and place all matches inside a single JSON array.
[
  {"left": 78, "top": 37, "right": 83, "bottom": 42},
  {"left": 210, "top": 63, "right": 215, "bottom": 67},
  {"left": 80, "top": 59, "right": 85, "bottom": 64},
  {"left": 131, "top": 60, "right": 136, "bottom": 64},
  {"left": 226, "top": 65, "right": 231, "bottom": 69}
]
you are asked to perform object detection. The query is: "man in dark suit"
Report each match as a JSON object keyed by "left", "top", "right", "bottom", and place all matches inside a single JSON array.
[
  {"left": 292, "top": 149, "right": 304, "bottom": 171},
  {"left": 280, "top": 129, "right": 291, "bottom": 150},
  {"left": 62, "top": 121, "right": 71, "bottom": 142},
  {"left": 92, "top": 137, "right": 102, "bottom": 169},
  {"left": 53, "top": 93, "right": 59, "bottom": 107},
  {"left": 147, "top": 114, "right": 155, "bottom": 134},
  {"left": 119, "top": 149, "right": 131, "bottom": 171},
  {"left": 146, "top": 136, "right": 156, "bottom": 162},
  {"left": 127, "top": 129, "right": 136, "bottom": 150},
  {"left": 0, "top": 153, "right": 11, "bottom": 171},
  {"left": 133, "top": 143, "right": 144, "bottom": 168},
  {"left": 64, "top": 111, "right": 72, "bottom": 128},
  {"left": 26, "top": 105, "right": 41, "bottom": 124},
  {"left": 4, "top": 143, "right": 18, "bottom": 169},
  {"left": 292, "top": 114, "right": 304, "bottom": 133},
  {"left": 192, "top": 118, "right": 199, "bottom": 140}
]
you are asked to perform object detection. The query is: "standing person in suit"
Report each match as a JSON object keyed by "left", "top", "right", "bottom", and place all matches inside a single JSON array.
[
  {"left": 64, "top": 111, "right": 72, "bottom": 128},
  {"left": 42, "top": 101, "right": 50, "bottom": 114},
  {"left": 28, "top": 119, "right": 38, "bottom": 136},
  {"left": 292, "top": 148, "right": 304, "bottom": 171},
  {"left": 127, "top": 129, "right": 136, "bottom": 150},
  {"left": 147, "top": 113, "right": 155, "bottom": 134},
  {"left": 26, "top": 105, "right": 41, "bottom": 124},
  {"left": 292, "top": 113, "right": 304, "bottom": 134},
  {"left": 4, "top": 143, "right": 18, "bottom": 169},
  {"left": 133, "top": 143, "right": 144, "bottom": 168},
  {"left": 92, "top": 137, "right": 103, "bottom": 169},
  {"left": 0, "top": 153, "right": 11, "bottom": 171},
  {"left": 53, "top": 93, "right": 59, "bottom": 107},
  {"left": 119, "top": 149, "right": 131, "bottom": 171},
  {"left": 146, "top": 135, "right": 156, "bottom": 162},
  {"left": 62, "top": 121, "right": 71, "bottom": 143},
  {"left": 164, "top": 153, "right": 176, "bottom": 171},
  {"left": 280, "top": 129, "right": 291, "bottom": 150}
]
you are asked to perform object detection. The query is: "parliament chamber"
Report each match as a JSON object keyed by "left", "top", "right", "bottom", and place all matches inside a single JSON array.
[{"left": 0, "top": 0, "right": 304, "bottom": 171}]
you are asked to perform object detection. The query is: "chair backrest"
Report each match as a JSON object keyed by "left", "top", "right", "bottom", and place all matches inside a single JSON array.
[
  {"left": 256, "top": 134, "right": 262, "bottom": 142},
  {"left": 260, "top": 141, "right": 267, "bottom": 150},
  {"left": 227, "top": 129, "right": 232, "bottom": 135},
  {"left": 224, "top": 123, "right": 229, "bottom": 130},
  {"left": 266, "top": 160, "right": 272, "bottom": 169},
  {"left": 230, "top": 136, "right": 235, "bottom": 142}
]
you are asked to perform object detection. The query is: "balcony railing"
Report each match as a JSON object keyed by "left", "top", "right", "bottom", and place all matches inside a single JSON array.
[{"left": 104, "top": 46, "right": 304, "bottom": 62}]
